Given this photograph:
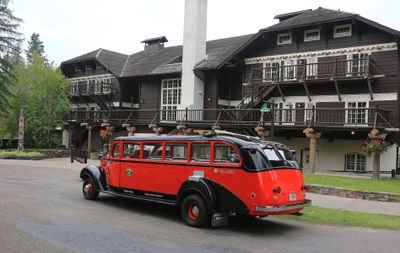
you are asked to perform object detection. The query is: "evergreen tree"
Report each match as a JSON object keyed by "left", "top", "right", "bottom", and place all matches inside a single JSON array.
[
  {"left": 0, "top": 0, "right": 22, "bottom": 111},
  {"left": 25, "top": 33, "right": 45, "bottom": 63}
]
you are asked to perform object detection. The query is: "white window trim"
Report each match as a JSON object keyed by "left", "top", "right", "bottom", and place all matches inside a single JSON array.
[
  {"left": 304, "top": 29, "right": 320, "bottom": 42},
  {"left": 345, "top": 101, "right": 369, "bottom": 126},
  {"left": 160, "top": 78, "right": 182, "bottom": 122},
  {"left": 345, "top": 153, "right": 366, "bottom": 172},
  {"left": 334, "top": 24, "right": 352, "bottom": 38},
  {"left": 277, "top": 33, "right": 292, "bottom": 45}
]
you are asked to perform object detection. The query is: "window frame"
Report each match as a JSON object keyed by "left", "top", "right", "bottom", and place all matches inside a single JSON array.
[
  {"left": 304, "top": 29, "right": 320, "bottom": 42},
  {"left": 277, "top": 33, "right": 292, "bottom": 45},
  {"left": 344, "top": 153, "right": 366, "bottom": 172},
  {"left": 190, "top": 141, "right": 211, "bottom": 164},
  {"left": 164, "top": 141, "right": 189, "bottom": 163},
  {"left": 141, "top": 141, "right": 165, "bottom": 161},
  {"left": 122, "top": 142, "right": 141, "bottom": 160},
  {"left": 212, "top": 141, "right": 242, "bottom": 167},
  {"left": 111, "top": 142, "right": 121, "bottom": 160},
  {"left": 333, "top": 24, "right": 352, "bottom": 38}
]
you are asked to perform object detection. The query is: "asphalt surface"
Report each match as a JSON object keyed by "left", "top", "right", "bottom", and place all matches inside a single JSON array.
[{"left": 0, "top": 160, "right": 399, "bottom": 253}]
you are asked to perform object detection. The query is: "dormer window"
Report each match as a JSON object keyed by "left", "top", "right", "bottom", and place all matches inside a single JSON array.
[
  {"left": 277, "top": 33, "right": 292, "bottom": 45},
  {"left": 304, "top": 29, "right": 320, "bottom": 42},
  {"left": 334, "top": 24, "right": 352, "bottom": 38},
  {"left": 74, "top": 66, "right": 81, "bottom": 72}
]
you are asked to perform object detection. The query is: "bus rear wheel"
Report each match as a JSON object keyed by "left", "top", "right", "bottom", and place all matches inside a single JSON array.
[{"left": 181, "top": 195, "right": 209, "bottom": 227}]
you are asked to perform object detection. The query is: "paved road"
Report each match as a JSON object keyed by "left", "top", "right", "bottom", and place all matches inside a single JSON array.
[{"left": 0, "top": 160, "right": 399, "bottom": 253}]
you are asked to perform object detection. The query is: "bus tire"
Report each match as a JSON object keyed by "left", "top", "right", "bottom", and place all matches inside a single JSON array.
[
  {"left": 82, "top": 176, "right": 99, "bottom": 200},
  {"left": 181, "top": 195, "right": 210, "bottom": 227}
]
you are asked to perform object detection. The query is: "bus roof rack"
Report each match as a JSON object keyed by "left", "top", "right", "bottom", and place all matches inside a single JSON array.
[{"left": 210, "top": 130, "right": 260, "bottom": 141}]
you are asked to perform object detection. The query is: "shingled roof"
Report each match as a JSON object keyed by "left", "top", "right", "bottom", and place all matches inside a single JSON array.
[
  {"left": 261, "top": 7, "right": 400, "bottom": 36},
  {"left": 263, "top": 7, "right": 357, "bottom": 32},
  {"left": 62, "top": 34, "right": 255, "bottom": 78},
  {"left": 61, "top": 48, "right": 128, "bottom": 76}
]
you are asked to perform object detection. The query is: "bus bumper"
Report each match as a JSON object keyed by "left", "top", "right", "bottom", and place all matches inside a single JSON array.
[{"left": 255, "top": 199, "right": 312, "bottom": 213}]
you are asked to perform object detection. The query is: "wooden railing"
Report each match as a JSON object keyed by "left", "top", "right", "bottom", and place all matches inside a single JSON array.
[
  {"left": 69, "top": 107, "right": 392, "bottom": 129},
  {"left": 247, "top": 57, "right": 382, "bottom": 84}
]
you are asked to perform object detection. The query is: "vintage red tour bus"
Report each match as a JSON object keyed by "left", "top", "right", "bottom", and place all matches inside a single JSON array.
[{"left": 80, "top": 131, "right": 311, "bottom": 227}]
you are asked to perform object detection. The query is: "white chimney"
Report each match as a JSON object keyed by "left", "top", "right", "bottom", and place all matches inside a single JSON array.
[{"left": 180, "top": 0, "right": 207, "bottom": 110}]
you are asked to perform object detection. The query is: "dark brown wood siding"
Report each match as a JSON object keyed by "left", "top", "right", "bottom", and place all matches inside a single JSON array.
[
  {"left": 315, "top": 101, "right": 345, "bottom": 125},
  {"left": 369, "top": 100, "right": 398, "bottom": 127}
]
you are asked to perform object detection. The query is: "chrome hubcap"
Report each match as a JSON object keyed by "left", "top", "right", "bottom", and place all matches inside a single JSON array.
[
  {"left": 84, "top": 183, "right": 93, "bottom": 194},
  {"left": 191, "top": 206, "right": 199, "bottom": 217}
]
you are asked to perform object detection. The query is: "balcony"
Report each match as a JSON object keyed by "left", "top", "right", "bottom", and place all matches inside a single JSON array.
[
  {"left": 246, "top": 57, "right": 384, "bottom": 85},
  {"left": 68, "top": 107, "right": 392, "bottom": 130},
  {"left": 70, "top": 83, "right": 113, "bottom": 97}
]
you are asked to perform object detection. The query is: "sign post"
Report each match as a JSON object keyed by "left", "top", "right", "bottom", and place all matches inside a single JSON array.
[{"left": 18, "top": 109, "right": 24, "bottom": 151}]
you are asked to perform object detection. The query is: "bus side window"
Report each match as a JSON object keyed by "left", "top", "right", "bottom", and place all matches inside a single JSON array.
[
  {"left": 112, "top": 143, "right": 120, "bottom": 159},
  {"left": 165, "top": 143, "right": 188, "bottom": 161},
  {"left": 214, "top": 143, "right": 240, "bottom": 164},
  {"left": 191, "top": 143, "right": 210, "bottom": 163},
  {"left": 143, "top": 143, "right": 163, "bottom": 160},
  {"left": 123, "top": 143, "right": 140, "bottom": 159}
]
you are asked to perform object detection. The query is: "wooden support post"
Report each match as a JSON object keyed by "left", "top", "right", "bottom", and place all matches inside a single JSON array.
[
  {"left": 86, "top": 125, "right": 94, "bottom": 159},
  {"left": 303, "top": 128, "right": 322, "bottom": 174},
  {"left": 334, "top": 81, "right": 341, "bottom": 101},
  {"left": 367, "top": 78, "right": 374, "bottom": 100}
]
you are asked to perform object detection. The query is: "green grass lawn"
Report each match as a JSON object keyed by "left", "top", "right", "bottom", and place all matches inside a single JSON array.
[
  {"left": 0, "top": 150, "right": 43, "bottom": 158},
  {"left": 304, "top": 174, "right": 400, "bottom": 194},
  {"left": 280, "top": 205, "right": 400, "bottom": 230}
]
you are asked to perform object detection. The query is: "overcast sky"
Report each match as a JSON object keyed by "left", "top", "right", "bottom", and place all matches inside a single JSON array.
[{"left": 9, "top": 0, "right": 400, "bottom": 64}]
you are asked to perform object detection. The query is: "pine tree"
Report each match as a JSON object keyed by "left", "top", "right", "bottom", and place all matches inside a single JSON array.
[
  {"left": 0, "top": 0, "right": 22, "bottom": 111},
  {"left": 25, "top": 33, "right": 45, "bottom": 63}
]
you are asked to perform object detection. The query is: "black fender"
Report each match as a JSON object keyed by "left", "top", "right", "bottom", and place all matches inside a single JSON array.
[
  {"left": 203, "top": 179, "right": 249, "bottom": 215},
  {"left": 80, "top": 164, "right": 107, "bottom": 191},
  {"left": 177, "top": 178, "right": 219, "bottom": 213},
  {"left": 177, "top": 177, "right": 249, "bottom": 215}
]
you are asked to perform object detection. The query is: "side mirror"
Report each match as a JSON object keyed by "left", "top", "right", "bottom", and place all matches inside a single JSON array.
[
  {"left": 229, "top": 153, "right": 241, "bottom": 163},
  {"left": 290, "top": 150, "right": 296, "bottom": 156}
]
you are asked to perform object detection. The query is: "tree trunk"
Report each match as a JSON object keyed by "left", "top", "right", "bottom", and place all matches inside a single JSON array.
[{"left": 372, "top": 152, "right": 380, "bottom": 179}]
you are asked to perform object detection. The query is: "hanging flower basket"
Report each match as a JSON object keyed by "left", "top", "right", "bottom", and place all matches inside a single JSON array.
[
  {"left": 99, "top": 130, "right": 111, "bottom": 141},
  {"left": 362, "top": 138, "right": 388, "bottom": 156}
]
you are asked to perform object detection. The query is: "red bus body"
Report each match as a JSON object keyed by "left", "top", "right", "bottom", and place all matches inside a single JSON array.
[{"left": 86, "top": 134, "right": 310, "bottom": 226}]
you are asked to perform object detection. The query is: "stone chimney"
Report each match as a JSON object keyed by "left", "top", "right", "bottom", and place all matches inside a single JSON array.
[
  {"left": 180, "top": 0, "right": 207, "bottom": 110},
  {"left": 141, "top": 36, "right": 168, "bottom": 52}
]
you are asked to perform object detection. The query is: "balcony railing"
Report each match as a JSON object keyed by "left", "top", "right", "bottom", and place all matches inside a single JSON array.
[
  {"left": 70, "top": 83, "right": 113, "bottom": 96},
  {"left": 69, "top": 107, "right": 392, "bottom": 129},
  {"left": 247, "top": 57, "right": 382, "bottom": 84}
]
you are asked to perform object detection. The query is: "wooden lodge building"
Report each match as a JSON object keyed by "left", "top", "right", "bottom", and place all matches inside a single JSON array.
[{"left": 61, "top": 6, "right": 400, "bottom": 174}]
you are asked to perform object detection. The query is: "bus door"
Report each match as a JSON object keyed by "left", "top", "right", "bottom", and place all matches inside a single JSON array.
[{"left": 119, "top": 142, "right": 142, "bottom": 191}]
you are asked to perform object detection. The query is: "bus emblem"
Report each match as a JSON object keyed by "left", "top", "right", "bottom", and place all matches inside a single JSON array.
[{"left": 126, "top": 168, "right": 133, "bottom": 176}]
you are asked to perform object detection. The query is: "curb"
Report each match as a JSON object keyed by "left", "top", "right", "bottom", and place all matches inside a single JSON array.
[{"left": 306, "top": 184, "right": 400, "bottom": 203}]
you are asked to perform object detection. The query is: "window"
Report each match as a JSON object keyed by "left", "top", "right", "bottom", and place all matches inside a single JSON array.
[
  {"left": 143, "top": 143, "right": 164, "bottom": 160},
  {"left": 345, "top": 153, "right": 366, "bottom": 171},
  {"left": 347, "top": 102, "right": 367, "bottom": 124},
  {"left": 304, "top": 29, "right": 320, "bottom": 42},
  {"left": 348, "top": 53, "right": 369, "bottom": 76},
  {"left": 265, "top": 62, "right": 280, "bottom": 81},
  {"left": 123, "top": 143, "right": 141, "bottom": 159},
  {"left": 191, "top": 143, "right": 210, "bottom": 163},
  {"left": 112, "top": 143, "right": 120, "bottom": 158},
  {"left": 214, "top": 143, "right": 240, "bottom": 164},
  {"left": 277, "top": 33, "right": 292, "bottom": 45},
  {"left": 334, "top": 24, "right": 352, "bottom": 38},
  {"left": 161, "top": 78, "right": 182, "bottom": 121},
  {"left": 165, "top": 143, "right": 188, "bottom": 161}
]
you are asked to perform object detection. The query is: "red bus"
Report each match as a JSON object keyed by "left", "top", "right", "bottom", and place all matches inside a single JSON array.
[{"left": 80, "top": 132, "right": 311, "bottom": 227}]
